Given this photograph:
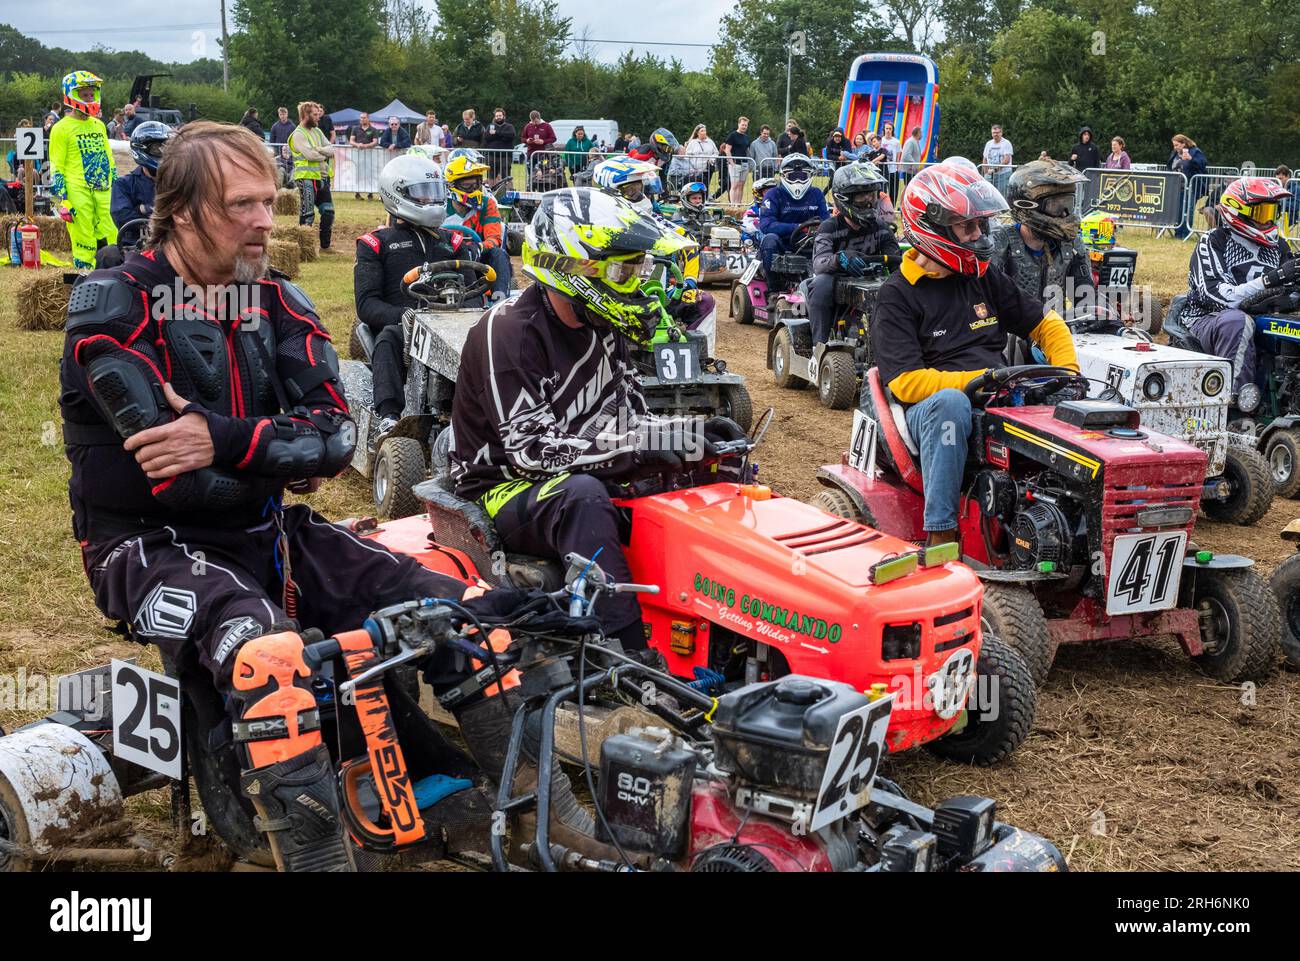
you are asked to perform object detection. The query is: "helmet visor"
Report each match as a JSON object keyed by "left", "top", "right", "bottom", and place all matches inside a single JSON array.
[
  {"left": 453, "top": 176, "right": 483, "bottom": 194},
  {"left": 924, "top": 177, "right": 1009, "bottom": 226},
  {"left": 404, "top": 180, "right": 447, "bottom": 205},
  {"left": 1242, "top": 202, "right": 1280, "bottom": 224},
  {"left": 784, "top": 167, "right": 812, "bottom": 185},
  {"left": 1039, "top": 194, "right": 1077, "bottom": 219},
  {"left": 602, "top": 253, "right": 655, "bottom": 290}
]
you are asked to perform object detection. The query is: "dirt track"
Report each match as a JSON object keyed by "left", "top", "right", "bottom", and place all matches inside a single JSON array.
[{"left": 707, "top": 279, "right": 1300, "bottom": 872}]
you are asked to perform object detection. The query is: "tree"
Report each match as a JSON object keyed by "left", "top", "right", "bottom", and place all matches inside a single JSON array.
[{"left": 229, "top": 0, "right": 387, "bottom": 110}]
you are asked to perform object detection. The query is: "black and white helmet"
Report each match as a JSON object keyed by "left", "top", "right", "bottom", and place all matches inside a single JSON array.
[
  {"left": 779, "top": 153, "right": 816, "bottom": 199},
  {"left": 378, "top": 154, "right": 448, "bottom": 230}
]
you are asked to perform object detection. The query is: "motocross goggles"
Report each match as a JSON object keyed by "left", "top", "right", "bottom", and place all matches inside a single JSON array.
[
  {"left": 783, "top": 167, "right": 812, "bottom": 185},
  {"left": 533, "top": 251, "right": 655, "bottom": 293}
]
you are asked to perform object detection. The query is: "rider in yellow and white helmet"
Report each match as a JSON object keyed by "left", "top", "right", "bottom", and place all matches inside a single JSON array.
[{"left": 442, "top": 149, "right": 512, "bottom": 299}]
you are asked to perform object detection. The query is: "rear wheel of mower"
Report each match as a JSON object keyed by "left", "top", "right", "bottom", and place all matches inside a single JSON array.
[
  {"left": 1265, "top": 429, "right": 1300, "bottom": 499},
  {"left": 1203, "top": 445, "right": 1275, "bottom": 525},
  {"left": 771, "top": 328, "right": 805, "bottom": 390},
  {"left": 730, "top": 283, "right": 754, "bottom": 325},
  {"left": 374, "top": 437, "right": 427, "bottom": 519},
  {"left": 810, "top": 487, "right": 863, "bottom": 523},
  {"left": 348, "top": 324, "right": 370, "bottom": 363},
  {"left": 0, "top": 776, "right": 32, "bottom": 872},
  {"left": 1269, "top": 553, "right": 1300, "bottom": 669},
  {"left": 1192, "top": 567, "right": 1281, "bottom": 682},
  {"left": 720, "top": 383, "right": 754, "bottom": 433},
  {"left": 980, "top": 584, "right": 1055, "bottom": 687},
  {"left": 818, "top": 352, "right": 858, "bottom": 410},
  {"left": 925, "top": 632, "right": 1035, "bottom": 766}
]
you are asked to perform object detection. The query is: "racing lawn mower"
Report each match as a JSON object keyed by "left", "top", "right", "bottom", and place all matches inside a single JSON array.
[
  {"left": 814, "top": 365, "right": 1282, "bottom": 686},
  {"left": 769, "top": 255, "right": 897, "bottom": 410},
  {"left": 0, "top": 554, "right": 1066, "bottom": 873},
  {"left": 1164, "top": 287, "right": 1300, "bottom": 499},
  {"left": 1268, "top": 518, "right": 1300, "bottom": 669},
  {"left": 1071, "top": 320, "right": 1274, "bottom": 526},
  {"left": 728, "top": 217, "right": 820, "bottom": 328},
  {"left": 673, "top": 208, "right": 753, "bottom": 286},
  {"left": 389, "top": 411, "right": 1038, "bottom": 767},
  {"left": 342, "top": 259, "right": 497, "bottom": 518}
]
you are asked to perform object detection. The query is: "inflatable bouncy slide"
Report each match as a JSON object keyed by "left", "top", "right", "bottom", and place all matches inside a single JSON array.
[{"left": 838, "top": 52, "right": 939, "bottom": 163}]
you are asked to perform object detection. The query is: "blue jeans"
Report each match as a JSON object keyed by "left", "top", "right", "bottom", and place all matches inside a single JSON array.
[
  {"left": 903, "top": 389, "right": 972, "bottom": 531},
  {"left": 482, "top": 244, "right": 513, "bottom": 298}
]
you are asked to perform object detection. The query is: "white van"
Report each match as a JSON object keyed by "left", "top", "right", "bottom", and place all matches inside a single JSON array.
[{"left": 550, "top": 119, "right": 620, "bottom": 152}]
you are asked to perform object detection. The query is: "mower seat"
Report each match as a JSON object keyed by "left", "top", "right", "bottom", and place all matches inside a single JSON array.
[
  {"left": 862, "top": 368, "right": 923, "bottom": 492},
  {"left": 412, "top": 477, "right": 564, "bottom": 592},
  {"left": 1161, "top": 295, "right": 1203, "bottom": 352}
]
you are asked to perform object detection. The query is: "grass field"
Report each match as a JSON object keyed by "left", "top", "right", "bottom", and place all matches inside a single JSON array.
[{"left": 2, "top": 200, "right": 1296, "bottom": 871}]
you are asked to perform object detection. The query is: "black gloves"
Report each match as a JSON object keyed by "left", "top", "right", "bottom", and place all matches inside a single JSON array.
[
  {"left": 703, "top": 416, "right": 747, "bottom": 454},
  {"left": 1262, "top": 259, "right": 1300, "bottom": 290}
]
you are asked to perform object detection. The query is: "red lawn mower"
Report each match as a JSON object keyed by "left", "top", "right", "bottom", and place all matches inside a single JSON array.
[{"left": 814, "top": 365, "right": 1282, "bottom": 685}]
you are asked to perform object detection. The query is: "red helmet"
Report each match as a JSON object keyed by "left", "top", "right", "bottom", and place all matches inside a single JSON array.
[
  {"left": 1218, "top": 177, "right": 1289, "bottom": 246},
  {"left": 900, "top": 163, "right": 1008, "bottom": 275}
]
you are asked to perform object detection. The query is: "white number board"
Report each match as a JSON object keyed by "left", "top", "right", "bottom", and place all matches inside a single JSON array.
[{"left": 111, "top": 659, "right": 183, "bottom": 779}]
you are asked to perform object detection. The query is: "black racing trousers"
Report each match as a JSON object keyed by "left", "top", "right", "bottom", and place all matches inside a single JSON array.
[
  {"left": 371, "top": 325, "right": 406, "bottom": 418},
  {"left": 486, "top": 473, "right": 645, "bottom": 650},
  {"left": 83, "top": 504, "right": 467, "bottom": 692}
]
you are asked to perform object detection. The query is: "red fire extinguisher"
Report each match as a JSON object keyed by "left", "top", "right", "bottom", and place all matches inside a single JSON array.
[{"left": 19, "top": 221, "right": 40, "bottom": 269}]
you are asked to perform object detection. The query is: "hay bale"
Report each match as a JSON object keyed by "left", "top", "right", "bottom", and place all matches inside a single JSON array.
[
  {"left": 274, "top": 188, "right": 300, "bottom": 217},
  {"left": 272, "top": 223, "right": 318, "bottom": 262},
  {"left": 0, "top": 214, "right": 70, "bottom": 252},
  {"left": 15, "top": 268, "right": 74, "bottom": 331},
  {"left": 268, "top": 239, "right": 300, "bottom": 279}
]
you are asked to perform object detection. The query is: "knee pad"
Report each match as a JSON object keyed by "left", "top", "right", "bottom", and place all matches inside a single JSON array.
[{"left": 229, "top": 630, "right": 322, "bottom": 770}]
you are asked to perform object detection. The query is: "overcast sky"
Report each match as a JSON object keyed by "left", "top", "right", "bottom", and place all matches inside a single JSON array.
[{"left": 7, "top": 0, "right": 732, "bottom": 71}]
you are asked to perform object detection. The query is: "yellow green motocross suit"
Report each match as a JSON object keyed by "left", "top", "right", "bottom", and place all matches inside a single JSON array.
[{"left": 49, "top": 114, "right": 118, "bottom": 268}]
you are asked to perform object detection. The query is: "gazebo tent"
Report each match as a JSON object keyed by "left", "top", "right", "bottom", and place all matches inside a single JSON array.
[
  {"left": 327, "top": 107, "right": 363, "bottom": 126},
  {"left": 369, "top": 99, "right": 424, "bottom": 124}
]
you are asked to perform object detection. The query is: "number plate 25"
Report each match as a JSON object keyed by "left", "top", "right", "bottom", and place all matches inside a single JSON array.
[
  {"left": 653, "top": 340, "right": 701, "bottom": 384},
  {"left": 111, "top": 659, "right": 182, "bottom": 779},
  {"left": 810, "top": 694, "right": 894, "bottom": 833},
  {"left": 1106, "top": 531, "right": 1187, "bottom": 615}
]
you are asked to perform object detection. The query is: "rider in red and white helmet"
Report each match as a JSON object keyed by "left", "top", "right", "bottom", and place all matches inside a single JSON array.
[
  {"left": 871, "top": 162, "right": 1079, "bottom": 546},
  {"left": 1183, "top": 176, "right": 1298, "bottom": 398},
  {"left": 899, "top": 161, "right": 1009, "bottom": 276}
]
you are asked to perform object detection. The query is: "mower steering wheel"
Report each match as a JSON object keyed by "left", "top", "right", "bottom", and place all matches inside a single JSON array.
[
  {"left": 790, "top": 218, "right": 821, "bottom": 253},
  {"left": 403, "top": 259, "right": 496, "bottom": 308},
  {"left": 964, "top": 364, "right": 1087, "bottom": 408},
  {"left": 1242, "top": 286, "right": 1300, "bottom": 316},
  {"left": 116, "top": 217, "right": 151, "bottom": 254}
]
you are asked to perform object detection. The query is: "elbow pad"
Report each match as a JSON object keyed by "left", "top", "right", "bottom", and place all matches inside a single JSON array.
[{"left": 245, "top": 411, "right": 356, "bottom": 478}]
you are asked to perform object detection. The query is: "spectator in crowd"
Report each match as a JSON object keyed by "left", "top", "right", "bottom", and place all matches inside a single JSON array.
[
  {"left": 1070, "top": 126, "right": 1101, "bottom": 171},
  {"left": 289, "top": 100, "right": 336, "bottom": 249},
  {"left": 785, "top": 125, "right": 809, "bottom": 158},
  {"left": 414, "top": 110, "right": 441, "bottom": 146},
  {"left": 684, "top": 123, "right": 716, "bottom": 186},
  {"left": 270, "top": 106, "right": 295, "bottom": 145},
  {"left": 484, "top": 106, "right": 516, "bottom": 180},
  {"left": 563, "top": 125, "right": 595, "bottom": 173},
  {"left": 613, "top": 131, "right": 629, "bottom": 152},
  {"left": 441, "top": 124, "right": 453, "bottom": 147},
  {"left": 721, "top": 116, "right": 750, "bottom": 203},
  {"left": 777, "top": 118, "right": 798, "bottom": 157},
  {"left": 240, "top": 107, "right": 265, "bottom": 140},
  {"left": 864, "top": 133, "right": 888, "bottom": 167},
  {"left": 122, "top": 102, "right": 141, "bottom": 136},
  {"left": 982, "top": 123, "right": 1014, "bottom": 193},
  {"left": 1104, "top": 136, "right": 1131, "bottom": 169},
  {"left": 899, "top": 125, "right": 924, "bottom": 188},
  {"left": 627, "top": 132, "right": 641, "bottom": 149},
  {"left": 317, "top": 105, "right": 334, "bottom": 143},
  {"left": 522, "top": 110, "right": 557, "bottom": 157},
  {"left": 106, "top": 109, "right": 126, "bottom": 140},
  {"left": 880, "top": 121, "right": 901, "bottom": 182},
  {"left": 1169, "top": 133, "right": 1207, "bottom": 238},
  {"left": 824, "top": 127, "right": 848, "bottom": 163},
  {"left": 349, "top": 112, "right": 380, "bottom": 200},
  {"left": 380, "top": 115, "right": 411, "bottom": 152},
  {"left": 749, "top": 124, "right": 777, "bottom": 176},
  {"left": 45, "top": 103, "right": 61, "bottom": 124},
  {"left": 1276, "top": 166, "right": 1300, "bottom": 230},
  {"left": 455, "top": 109, "right": 484, "bottom": 148}
]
